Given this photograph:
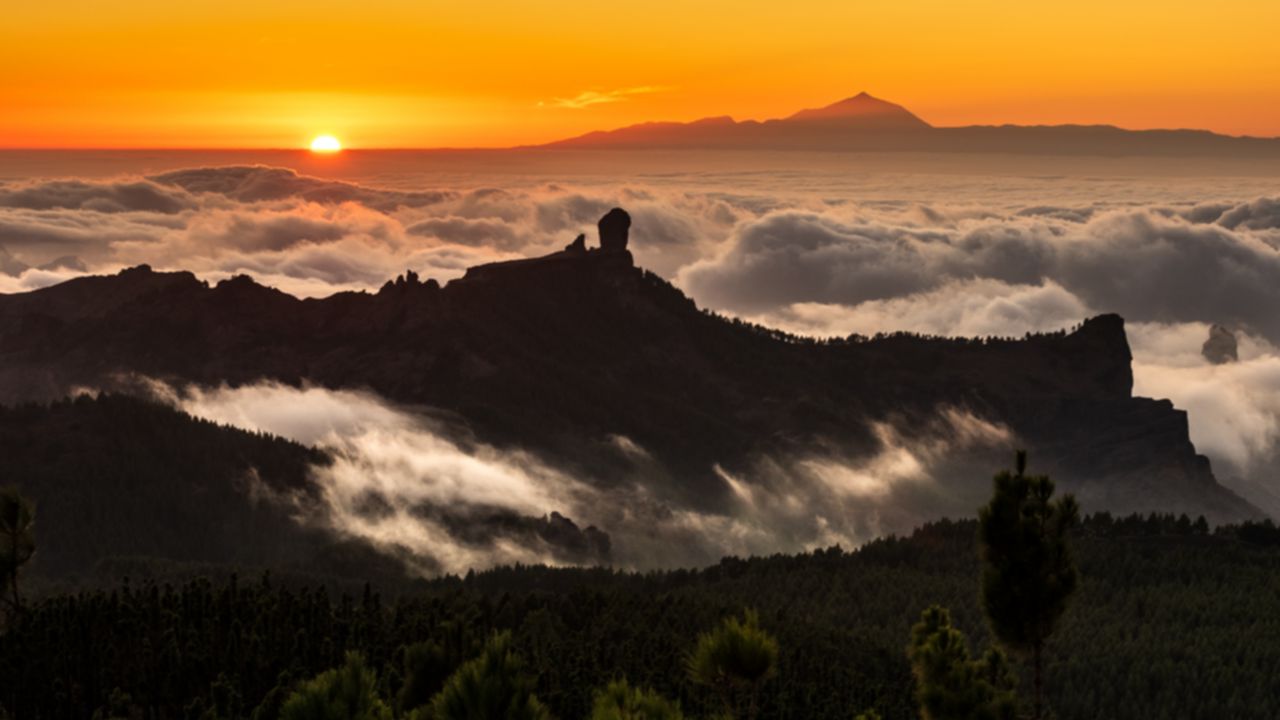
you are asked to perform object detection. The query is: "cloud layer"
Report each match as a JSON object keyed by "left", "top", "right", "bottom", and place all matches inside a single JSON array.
[{"left": 5, "top": 160, "right": 1280, "bottom": 537}]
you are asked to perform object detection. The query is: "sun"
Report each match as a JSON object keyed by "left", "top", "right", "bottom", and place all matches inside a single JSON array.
[{"left": 309, "top": 134, "right": 342, "bottom": 153}]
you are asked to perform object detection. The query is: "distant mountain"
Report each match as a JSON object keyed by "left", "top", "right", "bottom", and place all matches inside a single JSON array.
[
  {"left": 541, "top": 92, "right": 1280, "bottom": 157},
  {"left": 784, "top": 91, "right": 929, "bottom": 127},
  {"left": 0, "top": 210, "right": 1259, "bottom": 526}
]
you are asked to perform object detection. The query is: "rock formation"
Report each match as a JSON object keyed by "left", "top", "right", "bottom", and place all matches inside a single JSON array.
[
  {"left": 0, "top": 226, "right": 1260, "bottom": 524},
  {"left": 1202, "top": 324, "right": 1239, "bottom": 364},
  {"left": 598, "top": 208, "right": 631, "bottom": 252}
]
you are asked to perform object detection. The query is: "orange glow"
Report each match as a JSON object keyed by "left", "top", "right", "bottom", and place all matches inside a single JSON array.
[{"left": 3, "top": 0, "right": 1279, "bottom": 148}]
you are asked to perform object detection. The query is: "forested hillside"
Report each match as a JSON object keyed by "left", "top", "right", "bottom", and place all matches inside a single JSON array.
[
  {"left": 4, "top": 517, "right": 1279, "bottom": 719},
  {"left": 0, "top": 394, "right": 402, "bottom": 587}
]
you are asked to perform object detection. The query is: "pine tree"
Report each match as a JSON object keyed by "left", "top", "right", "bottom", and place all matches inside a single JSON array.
[
  {"left": 398, "top": 641, "right": 451, "bottom": 715},
  {"left": 907, "top": 605, "right": 1016, "bottom": 720},
  {"left": 978, "top": 451, "right": 1079, "bottom": 720},
  {"left": 426, "top": 632, "right": 551, "bottom": 720},
  {"left": 589, "top": 679, "right": 684, "bottom": 720},
  {"left": 0, "top": 487, "right": 35, "bottom": 620},
  {"left": 279, "top": 653, "right": 392, "bottom": 720},
  {"left": 687, "top": 609, "right": 778, "bottom": 720}
]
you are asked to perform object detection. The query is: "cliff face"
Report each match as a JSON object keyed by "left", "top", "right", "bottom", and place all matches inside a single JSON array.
[{"left": 0, "top": 245, "right": 1259, "bottom": 523}]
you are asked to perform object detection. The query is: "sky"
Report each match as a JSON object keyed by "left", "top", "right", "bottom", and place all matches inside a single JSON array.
[{"left": 5, "top": 0, "right": 1280, "bottom": 148}]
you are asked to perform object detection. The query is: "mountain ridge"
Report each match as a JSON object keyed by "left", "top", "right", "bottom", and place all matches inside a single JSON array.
[
  {"left": 0, "top": 214, "right": 1260, "bottom": 526},
  {"left": 538, "top": 92, "right": 1280, "bottom": 155}
]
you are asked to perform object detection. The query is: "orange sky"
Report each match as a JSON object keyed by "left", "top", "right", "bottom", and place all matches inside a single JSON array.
[{"left": 4, "top": 0, "right": 1279, "bottom": 148}]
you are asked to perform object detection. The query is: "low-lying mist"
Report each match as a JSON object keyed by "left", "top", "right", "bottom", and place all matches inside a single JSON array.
[{"left": 149, "top": 380, "right": 1014, "bottom": 575}]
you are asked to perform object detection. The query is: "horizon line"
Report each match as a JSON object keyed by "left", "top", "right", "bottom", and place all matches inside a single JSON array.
[{"left": 4, "top": 114, "right": 1280, "bottom": 152}]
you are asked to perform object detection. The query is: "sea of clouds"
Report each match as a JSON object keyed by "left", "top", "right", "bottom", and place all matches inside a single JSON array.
[{"left": 4, "top": 155, "right": 1280, "bottom": 569}]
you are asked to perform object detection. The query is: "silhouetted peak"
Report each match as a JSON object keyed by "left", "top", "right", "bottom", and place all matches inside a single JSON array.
[
  {"left": 215, "top": 274, "right": 258, "bottom": 289},
  {"left": 1075, "top": 313, "right": 1126, "bottom": 339},
  {"left": 458, "top": 209, "right": 637, "bottom": 284},
  {"left": 598, "top": 207, "right": 631, "bottom": 252},
  {"left": 691, "top": 115, "right": 736, "bottom": 125},
  {"left": 786, "top": 93, "right": 931, "bottom": 127},
  {"left": 1202, "top": 324, "right": 1239, "bottom": 364},
  {"left": 1068, "top": 313, "right": 1133, "bottom": 397},
  {"left": 379, "top": 269, "right": 440, "bottom": 295}
]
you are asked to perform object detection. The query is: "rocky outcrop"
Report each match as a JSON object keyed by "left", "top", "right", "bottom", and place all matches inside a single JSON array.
[
  {"left": 0, "top": 211, "right": 1259, "bottom": 524},
  {"left": 598, "top": 207, "right": 631, "bottom": 252},
  {"left": 1203, "top": 324, "right": 1239, "bottom": 364},
  {"left": 565, "top": 233, "right": 587, "bottom": 253}
]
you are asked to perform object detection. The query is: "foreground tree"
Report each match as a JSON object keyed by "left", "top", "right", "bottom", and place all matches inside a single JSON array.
[
  {"left": 0, "top": 487, "right": 35, "bottom": 619},
  {"left": 427, "top": 631, "right": 551, "bottom": 720},
  {"left": 279, "top": 653, "right": 392, "bottom": 720},
  {"left": 687, "top": 609, "right": 778, "bottom": 720},
  {"left": 978, "top": 451, "right": 1079, "bottom": 720},
  {"left": 398, "top": 641, "right": 452, "bottom": 716},
  {"left": 908, "top": 605, "right": 1017, "bottom": 720},
  {"left": 590, "top": 680, "right": 684, "bottom": 720}
]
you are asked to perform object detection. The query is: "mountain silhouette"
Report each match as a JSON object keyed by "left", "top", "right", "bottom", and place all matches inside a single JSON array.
[
  {"left": 0, "top": 209, "right": 1259, "bottom": 523},
  {"left": 785, "top": 92, "right": 930, "bottom": 127},
  {"left": 541, "top": 92, "right": 1280, "bottom": 156}
]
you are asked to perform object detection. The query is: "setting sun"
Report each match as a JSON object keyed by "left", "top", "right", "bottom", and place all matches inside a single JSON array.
[{"left": 310, "top": 135, "right": 342, "bottom": 153}]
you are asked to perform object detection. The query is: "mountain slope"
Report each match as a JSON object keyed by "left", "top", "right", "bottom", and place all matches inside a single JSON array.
[
  {"left": 785, "top": 91, "right": 930, "bottom": 127},
  {"left": 542, "top": 92, "right": 1280, "bottom": 156},
  {"left": 0, "top": 393, "right": 402, "bottom": 583},
  {"left": 0, "top": 232, "right": 1258, "bottom": 524}
]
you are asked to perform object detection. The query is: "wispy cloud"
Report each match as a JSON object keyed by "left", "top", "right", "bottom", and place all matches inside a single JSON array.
[{"left": 540, "top": 86, "right": 663, "bottom": 109}]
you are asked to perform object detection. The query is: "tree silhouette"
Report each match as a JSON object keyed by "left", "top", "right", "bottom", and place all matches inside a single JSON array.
[
  {"left": 907, "top": 605, "right": 1017, "bottom": 720},
  {"left": 427, "top": 631, "right": 551, "bottom": 720},
  {"left": 589, "top": 679, "right": 684, "bottom": 720},
  {"left": 978, "top": 451, "right": 1079, "bottom": 720},
  {"left": 279, "top": 652, "right": 392, "bottom": 720},
  {"left": 0, "top": 487, "right": 35, "bottom": 619},
  {"left": 398, "top": 641, "right": 452, "bottom": 716},
  {"left": 687, "top": 609, "right": 778, "bottom": 720}
]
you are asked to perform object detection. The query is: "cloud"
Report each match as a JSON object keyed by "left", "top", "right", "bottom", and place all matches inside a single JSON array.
[
  {"left": 679, "top": 203, "right": 1280, "bottom": 342},
  {"left": 149, "top": 378, "right": 1016, "bottom": 573},
  {"left": 6, "top": 162, "right": 1280, "bottom": 522},
  {"left": 0, "top": 178, "right": 195, "bottom": 214},
  {"left": 152, "top": 166, "right": 454, "bottom": 212},
  {"left": 748, "top": 279, "right": 1089, "bottom": 339},
  {"left": 157, "top": 381, "right": 609, "bottom": 575},
  {"left": 542, "top": 86, "right": 663, "bottom": 109},
  {"left": 0, "top": 166, "right": 756, "bottom": 292},
  {"left": 1130, "top": 324, "right": 1280, "bottom": 475},
  {"left": 406, "top": 216, "right": 524, "bottom": 249}
]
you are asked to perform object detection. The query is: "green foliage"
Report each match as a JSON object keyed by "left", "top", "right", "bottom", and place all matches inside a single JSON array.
[
  {"left": 977, "top": 451, "right": 1078, "bottom": 718},
  {"left": 590, "top": 680, "right": 684, "bottom": 720},
  {"left": 853, "top": 710, "right": 882, "bottom": 720},
  {"left": 427, "top": 631, "right": 551, "bottom": 720},
  {"left": 908, "top": 606, "right": 1016, "bottom": 720},
  {"left": 0, "top": 486, "right": 36, "bottom": 617},
  {"left": 278, "top": 652, "right": 392, "bottom": 720},
  {"left": 687, "top": 609, "right": 778, "bottom": 720}
]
